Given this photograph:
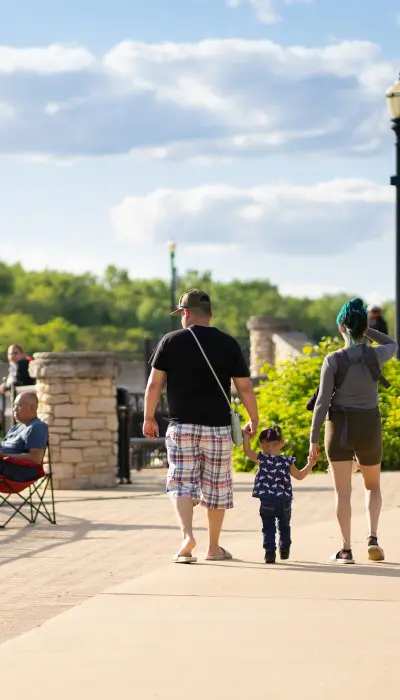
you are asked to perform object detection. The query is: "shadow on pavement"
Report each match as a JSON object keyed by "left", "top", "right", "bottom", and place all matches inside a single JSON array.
[{"left": 205, "top": 559, "right": 400, "bottom": 578}]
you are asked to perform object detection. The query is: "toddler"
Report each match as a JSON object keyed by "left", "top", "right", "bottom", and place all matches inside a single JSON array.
[{"left": 243, "top": 426, "right": 315, "bottom": 564}]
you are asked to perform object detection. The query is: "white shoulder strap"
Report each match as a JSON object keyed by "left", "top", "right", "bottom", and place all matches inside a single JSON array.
[{"left": 188, "top": 327, "right": 232, "bottom": 412}]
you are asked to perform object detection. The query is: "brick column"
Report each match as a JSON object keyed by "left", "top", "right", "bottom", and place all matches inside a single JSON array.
[
  {"left": 29, "top": 352, "right": 119, "bottom": 489},
  {"left": 247, "top": 317, "right": 291, "bottom": 378}
]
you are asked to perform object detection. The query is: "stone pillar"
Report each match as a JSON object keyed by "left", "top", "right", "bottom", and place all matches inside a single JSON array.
[
  {"left": 247, "top": 317, "right": 291, "bottom": 378},
  {"left": 29, "top": 353, "right": 119, "bottom": 490}
]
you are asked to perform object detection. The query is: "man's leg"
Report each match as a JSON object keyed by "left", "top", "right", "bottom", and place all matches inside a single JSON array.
[
  {"left": 170, "top": 496, "right": 196, "bottom": 557},
  {"left": 207, "top": 508, "right": 226, "bottom": 557},
  {"left": 201, "top": 426, "right": 233, "bottom": 558},
  {"left": 166, "top": 424, "right": 200, "bottom": 558},
  {"left": 0, "top": 459, "right": 39, "bottom": 481}
]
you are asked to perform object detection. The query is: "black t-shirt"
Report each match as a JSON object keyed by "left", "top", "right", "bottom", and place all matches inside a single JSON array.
[
  {"left": 6, "top": 357, "right": 35, "bottom": 388},
  {"left": 151, "top": 326, "right": 250, "bottom": 426}
]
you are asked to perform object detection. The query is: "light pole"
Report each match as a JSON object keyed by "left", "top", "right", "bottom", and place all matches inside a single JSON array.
[
  {"left": 168, "top": 241, "right": 177, "bottom": 330},
  {"left": 386, "top": 73, "right": 400, "bottom": 358}
]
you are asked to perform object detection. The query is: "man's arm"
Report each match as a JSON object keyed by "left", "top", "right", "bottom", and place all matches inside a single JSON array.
[
  {"left": 143, "top": 368, "right": 166, "bottom": 440},
  {"left": 0, "top": 447, "right": 44, "bottom": 464},
  {"left": 232, "top": 377, "right": 259, "bottom": 437}
]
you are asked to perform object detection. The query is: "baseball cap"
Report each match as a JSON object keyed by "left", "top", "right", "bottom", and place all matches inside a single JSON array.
[
  {"left": 170, "top": 289, "right": 212, "bottom": 317},
  {"left": 368, "top": 304, "right": 382, "bottom": 313}
]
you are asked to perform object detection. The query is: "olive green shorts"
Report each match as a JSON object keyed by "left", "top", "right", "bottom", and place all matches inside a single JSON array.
[{"left": 325, "top": 409, "right": 382, "bottom": 466}]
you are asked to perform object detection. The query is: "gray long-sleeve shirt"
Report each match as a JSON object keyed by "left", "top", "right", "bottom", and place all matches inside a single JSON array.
[{"left": 310, "top": 329, "right": 397, "bottom": 443}]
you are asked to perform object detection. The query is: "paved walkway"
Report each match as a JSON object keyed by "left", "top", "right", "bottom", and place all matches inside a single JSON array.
[{"left": 1, "top": 469, "right": 400, "bottom": 698}]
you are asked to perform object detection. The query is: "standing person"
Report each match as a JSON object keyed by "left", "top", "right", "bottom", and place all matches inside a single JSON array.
[
  {"left": 0, "top": 345, "right": 34, "bottom": 430},
  {"left": 367, "top": 305, "right": 388, "bottom": 336},
  {"left": 243, "top": 426, "right": 315, "bottom": 564},
  {"left": 143, "top": 289, "right": 259, "bottom": 563},
  {"left": 309, "top": 298, "right": 397, "bottom": 565},
  {"left": 1, "top": 345, "right": 35, "bottom": 393}
]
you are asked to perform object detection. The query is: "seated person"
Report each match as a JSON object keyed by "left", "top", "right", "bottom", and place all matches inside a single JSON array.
[{"left": 0, "top": 392, "right": 48, "bottom": 482}]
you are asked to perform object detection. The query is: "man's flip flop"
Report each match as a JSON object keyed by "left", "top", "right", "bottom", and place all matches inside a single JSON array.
[
  {"left": 172, "top": 554, "right": 197, "bottom": 564},
  {"left": 205, "top": 547, "right": 233, "bottom": 561}
]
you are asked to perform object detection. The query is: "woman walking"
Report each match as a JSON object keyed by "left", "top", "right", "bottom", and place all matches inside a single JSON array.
[{"left": 309, "top": 298, "right": 397, "bottom": 564}]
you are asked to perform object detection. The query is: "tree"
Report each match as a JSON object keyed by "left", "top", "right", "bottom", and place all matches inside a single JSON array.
[{"left": 0, "top": 261, "right": 394, "bottom": 356}]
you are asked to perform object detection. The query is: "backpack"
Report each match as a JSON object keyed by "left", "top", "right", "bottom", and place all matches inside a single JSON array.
[{"left": 306, "top": 345, "right": 390, "bottom": 412}]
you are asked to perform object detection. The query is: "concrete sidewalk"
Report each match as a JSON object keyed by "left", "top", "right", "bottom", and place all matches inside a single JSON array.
[{"left": 1, "top": 471, "right": 400, "bottom": 699}]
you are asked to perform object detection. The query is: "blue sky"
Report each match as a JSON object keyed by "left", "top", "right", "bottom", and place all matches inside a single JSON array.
[{"left": 0, "top": 0, "right": 399, "bottom": 302}]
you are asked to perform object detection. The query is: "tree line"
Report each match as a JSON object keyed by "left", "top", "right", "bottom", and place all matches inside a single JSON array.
[{"left": 0, "top": 262, "right": 394, "bottom": 357}]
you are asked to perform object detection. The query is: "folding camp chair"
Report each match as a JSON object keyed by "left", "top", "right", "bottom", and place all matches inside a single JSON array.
[{"left": 0, "top": 442, "right": 56, "bottom": 528}]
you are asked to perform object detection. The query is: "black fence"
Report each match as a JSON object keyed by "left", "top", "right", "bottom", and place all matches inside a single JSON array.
[{"left": 117, "top": 389, "right": 169, "bottom": 484}]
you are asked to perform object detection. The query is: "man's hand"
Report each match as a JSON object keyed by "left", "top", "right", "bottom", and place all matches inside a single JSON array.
[
  {"left": 143, "top": 418, "right": 159, "bottom": 440},
  {"left": 243, "top": 420, "right": 258, "bottom": 438},
  {"left": 309, "top": 443, "right": 320, "bottom": 463}
]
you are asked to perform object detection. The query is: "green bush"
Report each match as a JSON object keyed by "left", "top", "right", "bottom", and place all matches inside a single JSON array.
[{"left": 232, "top": 339, "right": 400, "bottom": 473}]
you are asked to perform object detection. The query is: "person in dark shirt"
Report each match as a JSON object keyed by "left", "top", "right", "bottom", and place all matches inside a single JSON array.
[
  {"left": 1, "top": 344, "right": 35, "bottom": 393},
  {"left": 368, "top": 305, "right": 388, "bottom": 336},
  {"left": 143, "top": 289, "right": 258, "bottom": 564},
  {"left": 0, "top": 392, "right": 48, "bottom": 482}
]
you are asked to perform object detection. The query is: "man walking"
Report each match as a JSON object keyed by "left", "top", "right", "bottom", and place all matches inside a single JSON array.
[
  {"left": 367, "top": 304, "right": 389, "bottom": 336},
  {"left": 143, "top": 289, "right": 258, "bottom": 563}
]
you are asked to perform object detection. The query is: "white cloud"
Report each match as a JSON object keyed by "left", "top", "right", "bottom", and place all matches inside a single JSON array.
[
  {"left": 0, "top": 44, "right": 95, "bottom": 74},
  {"left": 110, "top": 178, "right": 393, "bottom": 255},
  {"left": 227, "top": 0, "right": 314, "bottom": 24},
  {"left": 0, "top": 37, "right": 396, "bottom": 159}
]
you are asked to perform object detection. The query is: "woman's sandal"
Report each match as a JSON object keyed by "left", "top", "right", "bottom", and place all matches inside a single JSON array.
[
  {"left": 172, "top": 553, "right": 197, "bottom": 564},
  {"left": 205, "top": 547, "right": 233, "bottom": 561}
]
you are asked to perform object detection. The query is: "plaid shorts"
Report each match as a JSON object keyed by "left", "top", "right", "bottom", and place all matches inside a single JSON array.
[{"left": 166, "top": 423, "right": 233, "bottom": 509}]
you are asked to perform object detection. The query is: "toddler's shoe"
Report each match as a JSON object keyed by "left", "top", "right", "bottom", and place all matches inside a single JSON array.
[{"left": 264, "top": 550, "right": 276, "bottom": 564}]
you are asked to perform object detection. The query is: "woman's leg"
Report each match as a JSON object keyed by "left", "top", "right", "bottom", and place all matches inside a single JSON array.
[
  {"left": 329, "top": 460, "right": 353, "bottom": 550},
  {"left": 358, "top": 463, "right": 382, "bottom": 539}
]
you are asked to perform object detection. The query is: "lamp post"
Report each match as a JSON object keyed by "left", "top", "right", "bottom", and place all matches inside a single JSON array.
[
  {"left": 386, "top": 74, "right": 400, "bottom": 358},
  {"left": 168, "top": 241, "right": 177, "bottom": 330}
]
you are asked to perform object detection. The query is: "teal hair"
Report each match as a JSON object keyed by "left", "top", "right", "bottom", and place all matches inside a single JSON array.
[{"left": 336, "top": 298, "right": 367, "bottom": 342}]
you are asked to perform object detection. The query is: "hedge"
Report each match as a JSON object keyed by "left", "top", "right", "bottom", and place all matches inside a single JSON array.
[{"left": 232, "top": 339, "right": 400, "bottom": 472}]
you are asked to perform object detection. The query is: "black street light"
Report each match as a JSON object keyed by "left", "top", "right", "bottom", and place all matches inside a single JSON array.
[
  {"left": 386, "top": 74, "right": 400, "bottom": 358},
  {"left": 168, "top": 240, "right": 177, "bottom": 330}
]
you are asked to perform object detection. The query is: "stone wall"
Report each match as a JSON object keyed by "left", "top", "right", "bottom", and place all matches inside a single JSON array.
[
  {"left": 29, "top": 352, "right": 119, "bottom": 490},
  {"left": 247, "top": 317, "right": 291, "bottom": 378},
  {"left": 272, "top": 332, "right": 313, "bottom": 363},
  {"left": 0, "top": 359, "right": 146, "bottom": 393},
  {"left": 247, "top": 316, "right": 313, "bottom": 378}
]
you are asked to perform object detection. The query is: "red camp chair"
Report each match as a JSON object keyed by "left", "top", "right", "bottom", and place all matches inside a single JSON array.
[{"left": 0, "top": 443, "right": 56, "bottom": 528}]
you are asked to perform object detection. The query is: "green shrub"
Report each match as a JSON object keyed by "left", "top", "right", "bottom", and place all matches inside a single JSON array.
[{"left": 232, "top": 339, "right": 400, "bottom": 473}]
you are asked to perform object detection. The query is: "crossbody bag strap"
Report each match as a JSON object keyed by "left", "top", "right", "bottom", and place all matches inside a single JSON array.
[{"left": 187, "top": 328, "right": 232, "bottom": 412}]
